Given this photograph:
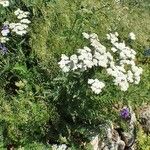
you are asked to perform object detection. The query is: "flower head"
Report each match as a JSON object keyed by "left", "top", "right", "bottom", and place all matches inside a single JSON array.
[
  {"left": 1, "top": 24, "right": 10, "bottom": 36},
  {"left": 129, "top": 32, "right": 136, "bottom": 40},
  {"left": 0, "top": 0, "right": 9, "bottom": 7},
  {"left": 58, "top": 31, "right": 143, "bottom": 94},
  {"left": 88, "top": 78, "right": 105, "bottom": 94},
  {"left": 9, "top": 9, "right": 30, "bottom": 36},
  {"left": 120, "top": 107, "right": 130, "bottom": 119},
  {"left": 0, "top": 37, "right": 9, "bottom": 43}
]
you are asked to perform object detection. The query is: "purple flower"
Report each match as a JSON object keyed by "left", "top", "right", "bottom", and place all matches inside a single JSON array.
[
  {"left": 120, "top": 107, "right": 130, "bottom": 119},
  {"left": 2, "top": 24, "right": 9, "bottom": 30},
  {"left": 0, "top": 43, "right": 8, "bottom": 55},
  {"left": 1, "top": 24, "right": 10, "bottom": 36}
]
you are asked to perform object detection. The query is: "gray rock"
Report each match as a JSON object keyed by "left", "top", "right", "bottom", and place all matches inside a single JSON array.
[
  {"left": 139, "top": 105, "right": 150, "bottom": 134},
  {"left": 90, "top": 106, "right": 136, "bottom": 150}
]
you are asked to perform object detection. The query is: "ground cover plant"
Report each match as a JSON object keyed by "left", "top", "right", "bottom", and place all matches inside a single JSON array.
[{"left": 0, "top": 0, "right": 150, "bottom": 149}]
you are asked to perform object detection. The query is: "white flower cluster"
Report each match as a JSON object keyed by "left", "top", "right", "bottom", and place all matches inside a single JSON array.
[
  {"left": 106, "top": 32, "right": 143, "bottom": 91},
  {"left": 9, "top": 9, "right": 31, "bottom": 36},
  {"left": 0, "top": 9, "right": 30, "bottom": 41},
  {"left": 0, "top": 8, "right": 30, "bottom": 53},
  {"left": 0, "top": 0, "right": 9, "bottom": 7},
  {"left": 58, "top": 32, "right": 143, "bottom": 93},
  {"left": 88, "top": 79, "right": 105, "bottom": 94},
  {"left": 58, "top": 33, "right": 112, "bottom": 72},
  {"left": 0, "top": 22, "right": 10, "bottom": 43},
  {"left": 0, "top": 36, "right": 9, "bottom": 43},
  {"left": 52, "top": 144, "right": 67, "bottom": 150},
  {"left": 58, "top": 54, "right": 71, "bottom": 72}
]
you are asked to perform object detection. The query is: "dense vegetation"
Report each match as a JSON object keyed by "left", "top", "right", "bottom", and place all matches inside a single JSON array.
[{"left": 0, "top": 0, "right": 150, "bottom": 149}]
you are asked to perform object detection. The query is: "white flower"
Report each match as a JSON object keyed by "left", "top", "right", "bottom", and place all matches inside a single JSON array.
[
  {"left": 70, "top": 54, "right": 78, "bottom": 62},
  {"left": 14, "top": 30, "right": 27, "bottom": 36},
  {"left": 10, "top": 22, "right": 28, "bottom": 36},
  {"left": 1, "top": 29, "right": 10, "bottom": 36},
  {"left": 0, "top": 0, "right": 9, "bottom": 7},
  {"left": 120, "top": 83, "right": 129, "bottom": 91},
  {"left": 98, "top": 60, "right": 108, "bottom": 68},
  {"left": 58, "top": 59, "right": 70, "bottom": 71},
  {"left": 14, "top": 9, "right": 23, "bottom": 16},
  {"left": 115, "top": 32, "right": 119, "bottom": 36},
  {"left": 106, "top": 68, "right": 113, "bottom": 75},
  {"left": 0, "top": 37, "right": 9, "bottom": 43},
  {"left": 14, "top": 9, "right": 29, "bottom": 19},
  {"left": 21, "top": 24, "right": 28, "bottom": 30},
  {"left": 106, "top": 52, "right": 113, "bottom": 61},
  {"left": 119, "top": 51, "right": 126, "bottom": 59},
  {"left": 130, "top": 49, "right": 136, "bottom": 55},
  {"left": 127, "top": 70, "right": 134, "bottom": 83},
  {"left": 70, "top": 54, "right": 78, "bottom": 71},
  {"left": 58, "top": 31, "right": 143, "bottom": 93},
  {"left": 90, "top": 33, "right": 99, "bottom": 39},
  {"left": 134, "top": 76, "right": 141, "bottom": 84},
  {"left": 17, "top": 13, "right": 28, "bottom": 19},
  {"left": 57, "top": 144, "right": 67, "bottom": 150},
  {"left": 20, "top": 19, "right": 31, "bottom": 24},
  {"left": 9, "top": 10, "right": 30, "bottom": 36},
  {"left": 83, "top": 59, "right": 93, "bottom": 68},
  {"left": 77, "top": 48, "right": 86, "bottom": 55},
  {"left": 52, "top": 144, "right": 67, "bottom": 150},
  {"left": 84, "top": 46, "right": 91, "bottom": 52},
  {"left": 107, "top": 33, "right": 118, "bottom": 44},
  {"left": 106, "top": 34, "right": 111, "bottom": 40},
  {"left": 113, "top": 75, "right": 129, "bottom": 91},
  {"left": 9, "top": 23, "right": 16, "bottom": 29},
  {"left": 94, "top": 52, "right": 102, "bottom": 60},
  {"left": 93, "top": 58, "right": 98, "bottom": 66},
  {"left": 129, "top": 32, "right": 136, "bottom": 40},
  {"left": 115, "top": 42, "right": 126, "bottom": 50},
  {"left": 116, "top": 66, "right": 126, "bottom": 73},
  {"left": 61, "top": 54, "right": 69, "bottom": 61},
  {"left": 93, "top": 50, "right": 109, "bottom": 68},
  {"left": 91, "top": 40, "right": 106, "bottom": 53},
  {"left": 88, "top": 79, "right": 105, "bottom": 94},
  {"left": 88, "top": 79, "right": 94, "bottom": 84},
  {"left": 132, "top": 66, "right": 143, "bottom": 75},
  {"left": 58, "top": 54, "right": 71, "bottom": 72},
  {"left": 111, "top": 47, "right": 117, "bottom": 53},
  {"left": 82, "top": 32, "right": 90, "bottom": 39},
  {"left": 52, "top": 144, "right": 57, "bottom": 150},
  {"left": 77, "top": 63, "right": 83, "bottom": 69}
]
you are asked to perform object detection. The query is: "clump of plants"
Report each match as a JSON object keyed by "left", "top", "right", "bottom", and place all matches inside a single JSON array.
[
  {"left": 0, "top": 0, "right": 150, "bottom": 149},
  {"left": 58, "top": 32, "right": 143, "bottom": 93}
]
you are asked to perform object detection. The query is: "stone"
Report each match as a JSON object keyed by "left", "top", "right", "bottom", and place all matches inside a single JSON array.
[
  {"left": 89, "top": 106, "right": 137, "bottom": 150},
  {"left": 139, "top": 105, "right": 150, "bottom": 134}
]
